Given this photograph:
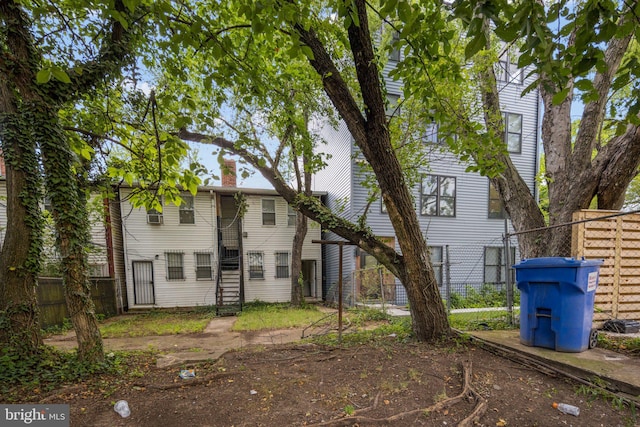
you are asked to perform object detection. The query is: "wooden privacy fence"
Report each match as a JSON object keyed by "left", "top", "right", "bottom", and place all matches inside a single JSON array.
[
  {"left": 37, "top": 277, "right": 118, "bottom": 328},
  {"left": 572, "top": 210, "right": 640, "bottom": 322}
]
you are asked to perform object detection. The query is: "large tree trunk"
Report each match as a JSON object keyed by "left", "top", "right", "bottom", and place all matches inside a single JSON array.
[
  {"left": 38, "top": 113, "right": 104, "bottom": 364},
  {"left": 290, "top": 212, "right": 307, "bottom": 307},
  {"left": 300, "top": 0, "right": 449, "bottom": 340},
  {"left": 0, "top": 96, "right": 44, "bottom": 354}
]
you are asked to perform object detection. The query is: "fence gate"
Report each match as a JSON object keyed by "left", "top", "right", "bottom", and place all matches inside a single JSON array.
[{"left": 132, "top": 261, "right": 155, "bottom": 305}]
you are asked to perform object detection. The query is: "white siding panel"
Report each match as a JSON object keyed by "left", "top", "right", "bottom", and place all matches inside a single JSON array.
[
  {"left": 242, "top": 194, "right": 322, "bottom": 303},
  {"left": 120, "top": 188, "right": 218, "bottom": 308}
]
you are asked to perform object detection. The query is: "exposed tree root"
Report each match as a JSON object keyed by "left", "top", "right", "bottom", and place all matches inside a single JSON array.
[{"left": 313, "top": 360, "right": 487, "bottom": 426}]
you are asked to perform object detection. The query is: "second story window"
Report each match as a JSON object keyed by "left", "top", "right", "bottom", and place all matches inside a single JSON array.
[
  {"left": 262, "top": 199, "right": 276, "bottom": 226},
  {"left": 420, "top": 175, "right": 456, "bottom": 217},
  {"left": 388, "top": 31, "right": 400, "bottom": 62},
  {"left": 488, "top": 182, "right": 507, "bottom": 219},
  {"left": 179, "top": 194, "right": 195, "bottom": 224},
  {"left": 496, "top": 48, "right": 523, "bottom": 84},
  {"left": 288, "top": 205, "right": 296, "bottom": 227},
  {"left": 503, "top": 112, "right": 522, "bottom": 153},
  {"left": 147, "top": 198, "right": 163, "bottom": 225}
]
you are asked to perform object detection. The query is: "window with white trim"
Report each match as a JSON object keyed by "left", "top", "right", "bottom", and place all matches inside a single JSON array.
[
  {"left": 275, "top": 252, "right": 290, "bottom": 279},
  {"left": 194, "top": 252, "right": 213, "bottom": 280},
  {"left": 179, "top": 194, "right": 195, "bottom": 224},
  {"left": 420, "top": 175, "right": 456, "bottom": 217},
  {"left": 165, "top": 252, "right": 184, "bottom": 280},
  {"left": 262, "top": 199, "right": 276, "bottom": 226},
  {"left": 388, "top": 31, "right": 400, "bottom": 61},
  {"left": 248, "top": 251, "right": 264, "bottom": 279},
  {"left": 288, "top": 205, "right": 296, "bottom": 227},
  {"left": 496, "top": 47, "right": 523, "bottom": 84},
  {"left": 147, "top": 199, "right": 163, "bottom": 225},
  {"left": 503, "top": 112, "right": 522, "bottom": 153}
]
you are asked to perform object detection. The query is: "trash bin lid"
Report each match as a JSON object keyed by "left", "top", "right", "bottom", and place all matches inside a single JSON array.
[{"left": 513, "top": 257, "right": 603, "bottom": 269}]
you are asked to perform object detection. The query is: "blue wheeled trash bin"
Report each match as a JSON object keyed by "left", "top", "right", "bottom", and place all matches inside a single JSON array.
[{"left": 513, "top": 257, "right": 603, "bottom": 353}]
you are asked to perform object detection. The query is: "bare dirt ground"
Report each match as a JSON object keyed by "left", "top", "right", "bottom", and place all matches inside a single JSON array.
[{"left": 33, "top": 321, "right": 638, "bottom": 427}]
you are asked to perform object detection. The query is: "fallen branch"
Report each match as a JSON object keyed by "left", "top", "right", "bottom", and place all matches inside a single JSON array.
[{"left": 312, "top": 360, "right": 487, "bottom": 426}]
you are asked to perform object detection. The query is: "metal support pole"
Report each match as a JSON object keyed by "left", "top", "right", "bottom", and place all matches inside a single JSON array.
[
  {"left": 504, "top": 220, "right": 514, "bottom": 325},
  {"left": 445, "top": 245, "right": 451, "bottom": 313},
  {"left": 338, "top": 243, "right": 343, "bottom": 344}
]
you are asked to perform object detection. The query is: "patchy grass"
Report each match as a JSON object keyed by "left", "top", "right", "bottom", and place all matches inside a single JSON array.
[
  {"left": 597, "top": 334, "right": 640, "bottom": 357},
  {"left": 99, "top": 311, "right": 215, "bottom": 338},
  {"left": 449, "top": 309, "right": 520, "bottom": 331},
  {"left": 231, "top": 303, "right": 327, "bottom": 331}
]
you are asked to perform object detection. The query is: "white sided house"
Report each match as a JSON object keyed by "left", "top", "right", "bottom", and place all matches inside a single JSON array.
[{"left": 115, "top": 165, "right": 323, "bottom": 311}]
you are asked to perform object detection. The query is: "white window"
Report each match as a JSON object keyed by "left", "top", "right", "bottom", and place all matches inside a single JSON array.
[
  {"left": 262, "top": 199, "right": 276, "bottom": 226},
  {"left": 503, "top": 112, "right": 522, "bottom": 153},
  {"left": 288, "top": 205, "right": 296, "bottom": 227},
  {"left": 248, "top": 251, "right": 264, "bottom": 279},
  {"left": 275, "top": 252, "right": 289, "bottom": 279},
  {"left": 388, "top": 31, "right": 400, "bottom": 61},
  {"left": 179, "top": 194, "right": 195, "bottom": 224},
  {"left": 195, "top": 252, "right": 213, "bottom": 280},
  {"left": 147, "top": 199, "right": 163, "bottom": 225},
  {"left": 165, "top": 252, "right": 184, "bottom": 280},
  {"left": 496, "top": 48, "right": 523, "bottom": 84}
]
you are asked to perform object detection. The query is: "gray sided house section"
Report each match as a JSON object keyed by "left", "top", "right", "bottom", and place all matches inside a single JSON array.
[
  {"left": 314, "top": 120, "right": 357, "bottom": 302},
  {"left": 316, "top": 55, "right": 539, "bottom": 306}
]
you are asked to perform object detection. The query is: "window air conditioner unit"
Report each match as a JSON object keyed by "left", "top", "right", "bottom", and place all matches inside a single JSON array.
[{"left": 147, "top": 213, "right": 163, "bottom": 224}]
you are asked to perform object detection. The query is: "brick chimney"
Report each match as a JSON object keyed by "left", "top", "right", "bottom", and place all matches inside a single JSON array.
[{"left": 221, "top": 158, "right": 237, "bottom": 187}]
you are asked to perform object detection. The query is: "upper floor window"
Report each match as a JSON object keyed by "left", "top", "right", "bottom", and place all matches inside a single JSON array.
[
  {"left": 388, "top": 31, "right": 400, "bottom": 62},
  {"left": 503, "top": 112, "right": 522, "bottom": 153},
  {"left": 496, "top": 48, "right": 523, "bottom": 84},
  {"left": 262, "top": 199, "right": 276, "bottom": 226},
  {"left": 488, "top": 182, "right": 507, "bottom": 219},
  {"left": 165, "top": 252, "right": 185, "bottom": 280},
  {"left": 179, "top": 194, "right": 195, "bottom": 224},
  {"left": 147, "top": 198, "right": 163, "bottom": 225},
  {"left": 386, "top": 93, "right": 401, "bottom": 117},
  {"left": 420, "top": 175, "right": 456, "bottom": 217},
  {"left": 288, "top": 205, "right": 296, "bottom": 227}
]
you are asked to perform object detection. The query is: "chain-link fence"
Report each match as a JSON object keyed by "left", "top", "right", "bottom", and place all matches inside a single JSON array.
[
  {"left": 349, "top": 237, "right": 520, "bottom": 327},
  {"left": 327, "top": 209, "right": 640, "bottom": 328},
  {"left": 506, "top": 209, "right": 640, "bottom": 325}
]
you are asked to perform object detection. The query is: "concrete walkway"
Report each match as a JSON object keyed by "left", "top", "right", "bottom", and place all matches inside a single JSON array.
[
  {"left": 45, "top": 316, "right": 310, "bottom": 368},
  {"left": 469, "top": 329, "right": 640, "bottom": 403}
]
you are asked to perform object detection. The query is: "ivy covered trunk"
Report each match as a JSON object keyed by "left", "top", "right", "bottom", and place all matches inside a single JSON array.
[
  {"left": 290, "top": 212, "right": 307, "bottom": 307},
  {"left": 0, "top": 103, "right": 44, "bottom": 354},
  {"left": 38, "top": 112, "right": 104, "bottom": 364}
]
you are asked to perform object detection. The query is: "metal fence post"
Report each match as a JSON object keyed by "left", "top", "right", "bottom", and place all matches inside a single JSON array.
[
  {"left": 504, "top": 220, "right": 514, "bottom": 325},
  {"left": 445, "top": 245, "right": 451, "bottom": 313}
]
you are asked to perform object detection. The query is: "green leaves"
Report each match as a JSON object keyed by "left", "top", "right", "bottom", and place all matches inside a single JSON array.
[{"left": 36, "top": 67, "right": 71, "bottom": 84}]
